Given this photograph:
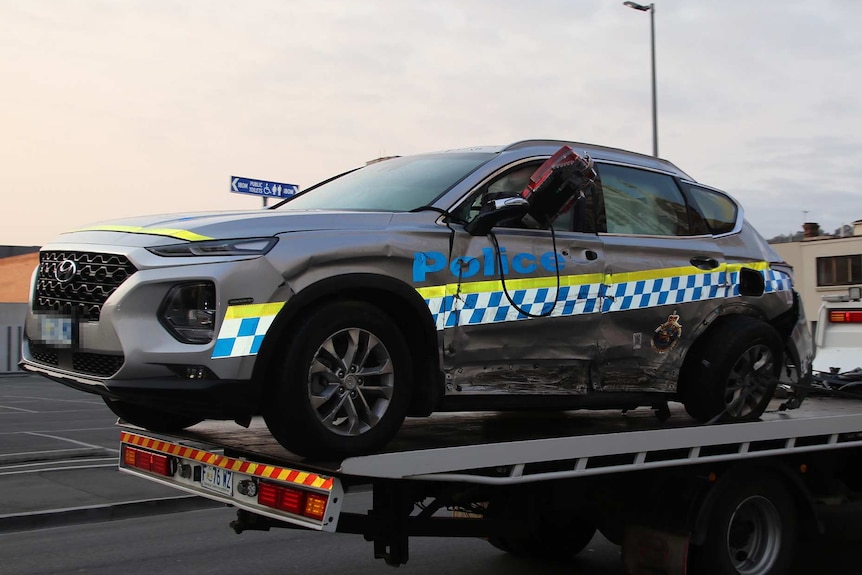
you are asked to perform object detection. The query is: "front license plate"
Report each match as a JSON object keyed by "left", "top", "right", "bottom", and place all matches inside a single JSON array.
[
  {"left": 200, "top": 465, "right": 233, "bottom": 496},
  {"left": 38, "top": 315, "right": 74, "bottom": 347}
]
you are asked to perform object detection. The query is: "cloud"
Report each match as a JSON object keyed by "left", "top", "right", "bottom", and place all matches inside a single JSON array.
[{"left": 1, "top": 0, "right": 861, "bottom": 244}]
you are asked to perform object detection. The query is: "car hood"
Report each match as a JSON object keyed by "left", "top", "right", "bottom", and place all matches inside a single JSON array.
[{"left": 54, "top": 210, "right": 396, "bottom": 246}]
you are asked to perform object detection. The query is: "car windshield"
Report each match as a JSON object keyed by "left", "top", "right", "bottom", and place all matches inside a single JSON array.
[{"left": 277, "top": 152, "right": 494, "bottom": 212}]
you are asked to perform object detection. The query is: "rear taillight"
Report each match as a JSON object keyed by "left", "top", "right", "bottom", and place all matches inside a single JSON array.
[
  {"left": 258, "top": 481, "right": 328, "bottom": 520},
  {"left": 122, "top": 445, "right": 174, "bottom": 476},
  {"left": 829, "top": 310, "right": 862, "bottom": 323}
]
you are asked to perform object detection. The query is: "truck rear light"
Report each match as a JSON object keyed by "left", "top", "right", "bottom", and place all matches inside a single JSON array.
[
  {"left": 829, "top": 310, "right": 862, "bottom": 323},
  {"left": 122, "top": 445, "right": 174, "bottom": 476},
  {"left": 304, "top": 493, "right": 328, "bottom": 520},
  {"left": 257, "top": 481, "right": 328, "bottom": 520}
]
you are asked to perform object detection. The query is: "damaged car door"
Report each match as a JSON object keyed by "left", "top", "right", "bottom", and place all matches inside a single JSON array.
[{"left": 435, "top": 157, "right": 606, "bottom": 398}]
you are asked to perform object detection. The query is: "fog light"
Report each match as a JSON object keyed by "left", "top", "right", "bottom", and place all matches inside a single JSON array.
[
  {"left": 167, "top": 365, "right": 217, "bottom": 380},
  {"left": 159, "top": 282, "right": 216, "bottom": 344}
]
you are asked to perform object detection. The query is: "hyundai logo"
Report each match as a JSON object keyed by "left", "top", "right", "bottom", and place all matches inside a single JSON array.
[{"left": 54, "top": 260, "right": 78, "bottom": 283}]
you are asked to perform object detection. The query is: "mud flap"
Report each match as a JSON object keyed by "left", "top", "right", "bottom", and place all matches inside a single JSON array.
[{"left": 622, "top": 525, "right": 689, "bottom": 575}]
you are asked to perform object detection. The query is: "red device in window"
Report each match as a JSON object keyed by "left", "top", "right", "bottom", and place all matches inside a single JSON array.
[{"left": 520, "top": 145, "right": 597, "bottom": 225}]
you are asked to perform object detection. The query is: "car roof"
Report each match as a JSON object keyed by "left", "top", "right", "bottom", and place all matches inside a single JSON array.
[{"left": 436, "top": 139, "right": 694, "bottom": 181}]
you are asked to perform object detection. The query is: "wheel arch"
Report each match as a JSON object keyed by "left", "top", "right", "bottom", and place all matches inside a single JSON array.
[
  {"left": 677, "top": 306, "right": 775, "bottom": 396},
  {"left": 252, "top": 273, "right": 443, "bottom": 416}
]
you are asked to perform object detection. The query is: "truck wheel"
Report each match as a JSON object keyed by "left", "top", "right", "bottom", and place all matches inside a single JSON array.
[
  {"left": 264, "top": 301, "right": 411, "bottom": 459},
  {"left": 689, "top": 475, "right": 797, "bottom": 575},
  {"left": 681, "top": 316, "right": 781, "bottom": 423},
  {"left": 103, "top": 398, "right": 202, "bottom": 431}
]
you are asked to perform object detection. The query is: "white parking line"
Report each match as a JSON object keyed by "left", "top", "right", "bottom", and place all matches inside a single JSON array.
[
  {"left": 0, "top": 457, "right": 117, "bottom": 471},
  {"left": 0, "top": 405, "right": 37, "bottom": 413},
  {"left": 25, "top": 432, "right": 119, "bottom": 454},
  {"left": 2, "top": 395, "right": 102, "bottom": 405},
  {"left": 0, "top": 463, "right": 117, "bottom": 476}
]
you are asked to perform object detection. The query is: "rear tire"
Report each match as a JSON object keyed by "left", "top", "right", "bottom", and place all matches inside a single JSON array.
[
  {"left": 689, "top": 473, "right": 797, "bottom": 575},
  {"left": 264, "top": 301, "right": 411, "bottom": 459},
  {"left": 681, "top": 316, "right": 782, "bottom": 423},
  {"left": 103, "top": 398, "right": 202, "bottom": 431}
]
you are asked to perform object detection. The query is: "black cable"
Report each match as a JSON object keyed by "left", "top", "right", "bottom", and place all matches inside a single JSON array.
[{"left": 487, "top": 217, "right": 562, "bottom": 319}]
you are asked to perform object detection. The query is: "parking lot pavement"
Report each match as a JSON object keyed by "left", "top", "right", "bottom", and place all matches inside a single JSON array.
[{"left": 0, "top": 373, "right": 220, "bottom": 531}]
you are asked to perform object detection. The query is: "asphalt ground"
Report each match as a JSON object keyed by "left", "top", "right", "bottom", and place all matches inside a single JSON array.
[{"left": 0, "top": 373, "right": 220, "bottom": 532}]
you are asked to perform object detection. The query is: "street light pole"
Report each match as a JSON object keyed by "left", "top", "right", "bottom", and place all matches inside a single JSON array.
[{"left": 623, "top": 1, "right": 658, "bottom": 158}]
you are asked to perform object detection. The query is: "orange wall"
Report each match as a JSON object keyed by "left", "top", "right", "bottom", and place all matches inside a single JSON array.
[{"left": 0, "top": 253, "right": 38, "bottom": 303}]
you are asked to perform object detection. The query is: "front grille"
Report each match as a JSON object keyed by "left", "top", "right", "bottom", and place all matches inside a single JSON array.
[
  {"left": 34, "top": 251, "right": 137, "bottom": 321},
  {"left": 29, "top": 343, "right": 124, "bottom": 377},
  {"left": 30, "top": 345, "right": 59, "bottom": 366},
  {"left": 72, "top": 352, "right": 125, "bottom": 377}
]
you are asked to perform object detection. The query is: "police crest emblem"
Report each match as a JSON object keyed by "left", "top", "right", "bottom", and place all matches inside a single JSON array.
[{"left": 652, "top": 312, "right": 682, "bottom": 354}]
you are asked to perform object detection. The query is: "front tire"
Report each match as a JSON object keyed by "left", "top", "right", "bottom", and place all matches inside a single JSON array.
[
  {"left": 681, "top": 316, "right": 782, "bottom": 423},
  {"left": 264, "top": 301, "right": 411, "bottom": 459}
]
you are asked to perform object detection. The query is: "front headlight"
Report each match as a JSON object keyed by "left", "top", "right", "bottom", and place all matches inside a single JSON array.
[
  {"left": 159, "top": 282, "right": 216, "bottom": 344},
  {"left": 147, "top": 237, "right": 278, "bottom": 257}
]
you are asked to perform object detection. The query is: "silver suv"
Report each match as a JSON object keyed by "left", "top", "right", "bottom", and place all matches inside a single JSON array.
[{"left": 21, "top": 140, "right": 814, "bottom": 457}]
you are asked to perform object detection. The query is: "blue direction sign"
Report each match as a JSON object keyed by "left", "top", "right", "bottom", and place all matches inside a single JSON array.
[{"left": 231, "top": 176, "right": 299, "bottom": 198}]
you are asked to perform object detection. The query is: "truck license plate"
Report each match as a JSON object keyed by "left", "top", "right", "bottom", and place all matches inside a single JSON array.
[{"left": 200, "top": 465, "right": 233, "bottom": 496}]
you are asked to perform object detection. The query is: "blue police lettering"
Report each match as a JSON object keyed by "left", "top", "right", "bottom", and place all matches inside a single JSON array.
[
  {"left": 511, "top": 253, "right": 537, "bottom": 274},
  {"left": 413, "top": 249, "right": 565, "bottom": 282},
  {"left": 449, "top": 257, "right": 481, "bottom": 279}
]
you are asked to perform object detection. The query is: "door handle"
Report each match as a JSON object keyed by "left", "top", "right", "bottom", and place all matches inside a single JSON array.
[{"left": 690, "top": 256, "right": 720, "bottom": 270}]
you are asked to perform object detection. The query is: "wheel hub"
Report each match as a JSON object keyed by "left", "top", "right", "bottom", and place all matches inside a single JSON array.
[{"left": 343, "top": 374, "right": 359, "bottom": 390}]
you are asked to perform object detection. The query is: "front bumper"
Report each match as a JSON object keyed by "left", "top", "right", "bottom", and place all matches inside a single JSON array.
[
  {"left": 21, "top": 360, "right": 259, "bottom": 419},
  {"left": 22, "top": 238, "right": 290, "bottom": 417}
]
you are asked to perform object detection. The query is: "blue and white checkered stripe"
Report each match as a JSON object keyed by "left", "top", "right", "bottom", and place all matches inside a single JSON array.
[
  {"left": 426, "top": 283, "right": 604, "bottom": 330},
  {"left": 212, "top": 302, "right": 285, "bottom": 359},
  {"left": 726, "top": 269, "right": 793, "bottom": 297},
  {"left": 603, "top": 271, "right": 725, "bottom": 313},
  {"left": 421, "top": 267, "right": 792, "bottom": 331}
]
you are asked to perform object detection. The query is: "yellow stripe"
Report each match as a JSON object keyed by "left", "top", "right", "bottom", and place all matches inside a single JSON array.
[
  {"left": 295, "top": 472, "right": 309, "bottom": 484},
  {"left": 73, "top": 225, "right": 212, "bottom": 242},
  {"left": 224, "top": 302, "right": 285, "bottom": 320},
  {"left": 605, "top": 264, "right": 724, "bottom": 285},
  {"left": 727, "top": 261, "right": 770, "bottom": 273},
  {"left": 416, "top": 273, "right": 604, "bottom": 299},
  {"left": 416, "top": 261, "right": 774, "bottom": 300}
]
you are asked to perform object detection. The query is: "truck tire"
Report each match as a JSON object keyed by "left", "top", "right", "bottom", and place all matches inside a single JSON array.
[
  {"left": 680, "top": 316, "right": 781, "bottom": 423},
  {"left": 689, "top": 474, "right": 797, "bottom": 575},
  {"left": 263, "top": 301, "right": 411, "bottom": 458},
  {"left": 103, "top": 398, "right": 203, "bottom": 431}
]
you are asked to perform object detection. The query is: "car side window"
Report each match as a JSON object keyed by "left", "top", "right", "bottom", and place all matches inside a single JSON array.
[
  {"left": 597, "top": 164, "right": 688, "bottom": 236},
  {"left": 683, "top": 184, "right": 738, "bottom": 235},
  {"left": 452, "top": 162, "right": 544, "bottom": 226}
]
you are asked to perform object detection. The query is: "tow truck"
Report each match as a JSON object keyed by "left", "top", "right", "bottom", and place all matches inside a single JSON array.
[{"left": 117, "top": 392, "right": 862, "bottom": 575}]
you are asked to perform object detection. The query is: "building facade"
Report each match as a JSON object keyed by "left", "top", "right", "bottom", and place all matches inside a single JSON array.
[{"left": 771, "top": 221, "right": 862, "bottom": 326}]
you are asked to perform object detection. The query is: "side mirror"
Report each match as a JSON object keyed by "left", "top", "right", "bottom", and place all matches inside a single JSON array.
[{"left": 464, "top": 196, "right": 530, "bottom": 236}]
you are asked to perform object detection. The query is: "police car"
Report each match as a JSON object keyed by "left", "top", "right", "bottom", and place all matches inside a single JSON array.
[{"left": 21, "top": 140, "right": 814, "bottom": 457}]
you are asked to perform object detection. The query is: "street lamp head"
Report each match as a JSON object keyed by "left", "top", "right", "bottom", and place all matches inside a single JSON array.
[{"left": 623, "top": 1, "right": 652, "bottom": 11}]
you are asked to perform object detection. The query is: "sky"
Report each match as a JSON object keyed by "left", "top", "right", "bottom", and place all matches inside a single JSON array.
[{"left": 2, "top": 0, "right": 861, "bottom": 246}]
